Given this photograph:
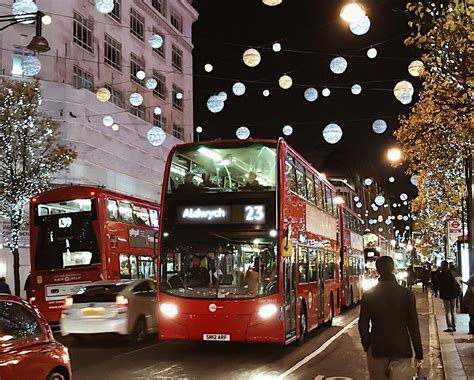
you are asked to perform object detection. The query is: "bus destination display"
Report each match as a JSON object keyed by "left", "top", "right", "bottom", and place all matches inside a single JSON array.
[{"left": 176, "top": 205, "right": 266, "bottom": 225}]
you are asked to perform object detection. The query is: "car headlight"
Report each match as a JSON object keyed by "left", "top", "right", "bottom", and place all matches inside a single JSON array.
[
  {"left": 160, "top": 303, "right": 178, "bottom": 318},
  {"left": 258, "top": 304, "right": 278, "bottom": 319}
]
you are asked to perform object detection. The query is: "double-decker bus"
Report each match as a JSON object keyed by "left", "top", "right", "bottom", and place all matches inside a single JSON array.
[
  {"left": 157, "top": 139, "right": 340, "bottom": 344},
  {"left": 30, "top": 185, "right": 160, "bottom": 322},
  {"left": 339, "top": 205, "right": 364, "bottom": 307}
]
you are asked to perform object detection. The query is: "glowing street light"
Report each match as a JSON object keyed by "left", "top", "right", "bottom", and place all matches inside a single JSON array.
[
  {"left": 340, "top": 2, "right": 366, "bottom": 23},
  {"left": 387, "top": 147, "right": 402, "bottom": 163}
]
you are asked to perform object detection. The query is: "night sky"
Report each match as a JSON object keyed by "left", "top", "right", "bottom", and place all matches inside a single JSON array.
[{"left": 191, "top": 0, "right": 419, "bottom": 208}]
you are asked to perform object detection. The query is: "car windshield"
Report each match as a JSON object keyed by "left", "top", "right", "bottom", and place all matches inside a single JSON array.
[
  {"left": 167, "top": 143, "right": 277, "bottom": 193},
  {"left": 161, "top": 235, "right": 278, "bottom": 299},
  {"left": 72, "top": 283, "right": 129, "bottom": 304}
]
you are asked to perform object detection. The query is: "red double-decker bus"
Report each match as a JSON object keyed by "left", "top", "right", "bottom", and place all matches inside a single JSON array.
[
  {"left": 157, "top": 139, "right": 340, "bottom": 344},
  {"left": 30, "top": 185, "right": 160, "bottom": 322},
  {"left": 339, "top": 205, "right": 365, "bottom": 307}
]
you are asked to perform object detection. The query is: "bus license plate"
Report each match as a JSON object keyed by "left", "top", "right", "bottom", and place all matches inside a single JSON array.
[
  {"left": 81, "top": 307, "right": 104, "bottom": 316},
  {"left": 203, "top": 334, "right": 230, "bottom": 341}
]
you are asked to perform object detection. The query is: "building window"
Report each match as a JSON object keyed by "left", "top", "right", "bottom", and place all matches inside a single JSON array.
[
  {"left": 130, "top": 53, "right": 145, "bottom": 86},
  {"left": 172, "top": 123, "right": 184, "bottom": 140},
  {"left": 105, "top": 84, "right": 123, "bottom": 108},
  {"left": 152, "top": 0, "right": 166, "bottom": 16},
  {"left": 73, "top": 11, "right": 94, "bottom": 53},
  {"left": 11, "top": 46, "right": 34, "bottom": 76},
  {"left": 152, "top": 27, "right": 165, "bottom": 58},
  {"left": 153, "top": 114, "right": 167, "bottom": 129},
  {"left": 153, "top": 70, "right": 166, "bottom": 100},
  {"left": 170, "top": 9, "right": 182, "bottom": 32},
  {"left": 172, "top": 84, "right": 184, "bottom": 111},
  {"left": 172, "top": 44, "right": 183, "bottom": 72},
  {"left": 104, "top": 34, "right": 121, "bottom": 71},
  {"left": 109, "top": 0, "right": 121, "bottom": 22},
  {"left": 73, "top": 66, "right": 94, "bottom": 91},
  {"left": 131, "top": 105, "right": 146, "bottom": 120},
  {"left": 130, "top": 8, "right": 145, "bottom": 41}
]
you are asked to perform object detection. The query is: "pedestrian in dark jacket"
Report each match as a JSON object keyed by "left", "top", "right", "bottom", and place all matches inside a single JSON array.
[
  {"left": 0, "top": 277, "right": 11, "bottom": 294},
  {"left": 359, "top": 256, "right": 423, "bottom": 380},
  {"left": 406, "top": 265, "right": 416, "bottom": 290},
  {"left": 438, "top": 260, "right": 460, "bottom": 332},
  {"left": 462, "top": 275, "right": 474, "bottom": 334},
  {"left": 431, "top": 266, "right": 440, "bottom": 296}
]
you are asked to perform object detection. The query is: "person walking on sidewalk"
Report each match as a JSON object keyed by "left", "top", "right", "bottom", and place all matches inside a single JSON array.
[
  {"left": 0, "top": 277, "right": 11, "bottom": 294},
  {"left": 438, "top": 260, "right": 460, "bottom": 332},
  {"left": 359, "top": 256, "right": 423, "bottom": 380},
  {"left": 462, "top": 275, "right": 474, "bottom": 334}
]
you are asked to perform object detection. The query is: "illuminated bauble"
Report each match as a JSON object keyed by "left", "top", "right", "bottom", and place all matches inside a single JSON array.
[
  {"left": 388, "top": 176, "right": 395, "bottom": 183},
  {"left": 96, "top": 87, "right": 111, "bottom": 102},
  {"left": 377, "top": 215, "right": 383, "bottom": 222},
  {"left": 367, "top": 47, "right": 377, "bottom": 59},
  {"left": 356, "top": 202, "right": 362, "bottom": 208},
  {"left": 282, "top": 125, "right": 293, "bottom": 136},
  {"left": 322, "top": 88, "right": 331, "bottom": 97},
  {"left": 196, "top": 126, "right": 203, "bottom": 133},
  {"left": 397, "top": 215, "right": 403, "bottom": 220},
  {"left": 304, "top": 87, "right": 318, "bottom": 102},
  {"left": 136, "top": 70, "right": 146, "bottom": 80},
  {"left": 21, "top": 56, "right": 41, "bottom": 76},
  {"left": 278, "top": 74, "right": 293, "bottom": 89},
  {"left": 400, "top": 94, "right": 413, "bottom": 105},
  {"left": 372, "top": 204, "right": 379, "bottom": 211},
  {"left": 322, "top": 123, "right": 343, "bottom": 144},
  {"left": 262, "top": 0, "right": 282, "bottom": 6},
  {"left": 272, "top": 42, "right": 281, "bottom": 52},
  {"left": 349, "top": 16, "right": 371, "bottom": 35},
  {"left": 146, "top": 78, "right": 157, "bottom": 90},
  {"left": 374, "top": 195, "right": 385, "bottom": 206},
  {"left": 408, "top": 60, "right": 424, "bottom": 77},
  {"left": 12, "top": 0, "right": 38, "bottom": 24},
  {"left": 403, "top": 216, "right": 409, "bottom": 221},
  {"left": 400, "top": 193, "right": 408, "bottom": 201},
  {"left": 102, "top": 115, "right": 114, "bottom": 127},
  {"left": 372, "top": 119, "right": 387, "bottom": 134},
  {"left": 236, "top": 126, "right": 250, "bottom": 140},
  {"left": 403, "top": 201, "right": 408, "bottom": 206},
  {"left": 129, "top": 92, "right": 143, "bottom": 106},
  {"left": 204, "top": 63, "right": 213, "bottom": 73},
  {"left": 340, "top": 3, "right": 366, "bottom": 23},
  {"left": 207, "top": 95, "right": 224, "bottom": 113},
  {"left": 262, "top": 89, "right": 270, "bottom": 97},
  {"left": 111, "top": 123, "right": 119, "bottom": 132},
  {"left": 364, "top": 178, "right": 373, "bottom": 186},
  {"left": 410, "top": 175, "right": 418, "bottom": 186},
  {"left": 154, "top": 107, "right": 162, "bottom": 115},
  {"left": 95, "top": 0, "right": 114, "bottom": 14},
  {"left": 232, "top": 82, "right": 246, "bottom": 96},
  {"left": 147, "top": 127, "right": 166, "bottom": 146},
  {"left": 354, "top": 196, "right": 359, "bottom": 201},
  {"left": 41, "top": 15, "right": 52, "bottom": 25},
  {"left": 148, "top": 34, "right": 164, "bottom": 49},
  {"left": 385, "top": 219, "right": 392, "bottom": 225},
  {"left": 378, "top": 228, "right": 384, "bottom": 233},
  {"left": 351, "top": 84, "right": 362, "bottom": 95},
  {"left": 393, "top": 80, "right": 414, "bottom": 101},
  {"left": 218, "top": 91, "right": 227, "bottom": 101},
  {"left": 330, "top": 56, "right": 348, "bottom": 74},
  {"left": 243, "top": 48, "right": 261, "bottom": 67},
  {"left": 176, "top": 92, "right": 183, "bottom": 100},
  {"left": 405, "top": 226, "right": 410, "bottom": 231}
]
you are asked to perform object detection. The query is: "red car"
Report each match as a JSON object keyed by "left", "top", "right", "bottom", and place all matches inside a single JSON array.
[{"left": 0, "top": 295, "right": 72, "bottom": 380}]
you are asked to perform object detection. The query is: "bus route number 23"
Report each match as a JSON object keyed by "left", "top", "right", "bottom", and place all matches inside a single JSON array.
[{"left": 244, "top": 205, "right": 265, "bottom": 223}]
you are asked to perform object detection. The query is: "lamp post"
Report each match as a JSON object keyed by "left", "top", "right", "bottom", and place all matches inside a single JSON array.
[{"left": 387, "top": 147, "right": 403, "bottom": 164}]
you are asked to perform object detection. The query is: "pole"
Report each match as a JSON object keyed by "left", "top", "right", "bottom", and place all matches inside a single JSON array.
[{"left": 465, "top": 154, "right": 473, "bottom": 275}]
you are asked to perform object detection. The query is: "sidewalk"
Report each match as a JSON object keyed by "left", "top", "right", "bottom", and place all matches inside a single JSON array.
[{"left": 431, "top": 292, "right": 474, "bottom": 379}]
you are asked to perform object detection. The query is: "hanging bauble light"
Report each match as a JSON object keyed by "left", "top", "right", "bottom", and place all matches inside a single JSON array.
[
  {"left": 372, "top": 205, "right": 379, "bottom": 212},
  {"left": 129, "top": 92, "right": 143, "bottom": 106},
  {"left": 136, "top": 70, "right": 146, "bottom": 80},
  {"left": 304, "top": 87, "right": 318, "bottom": 102},
  {"left": 354, "top": 196, "right": 360, "bottom": 202},
  {"left": 403, "top": 215, "right": 409, "bottom": 221},
  {"left": 377, "top": 215, "right": 383, "bottom": 222},
  {"left": 243, "top": 48, "right": 261, "bottom": 67},
  {"left": 196, "top": 126, "right": 203, "bottom": 134},
  {"left": 374, "top": 195, "right": 385, "bottom": 206},
  {"left": 272, "top": 42, "right": 281, "bottom": 52},
  {"left": 21, "top": 56, "right": 41, "bottom": 76},
  {"left": 236, "top": 126, "right": 250, "bottom": 140},
  {"left": 378, "top": 227, "right": 384, "bottom": 233},
  {"left": 102, "top": 115, "right": 114, "bottom": 127},
  {"left": 207, "top": 95, "right": 224, "bottom": 113},
  {"left": 330, "top": 56, "right": 348, "bottom": 74},
  {"left": 322, "top": 88, "right": 331, "bottom": 97},
  {"left": 262, "top": 0, "right": 282, "bottom": 6},
  {"left": 340, "top": 2, "right": 366, "bottom": 23},
  {"left": 96, "top": 87, "right": 111, "bottom": 102},
  {"left": 282, "top": 125, "right": 293, "bottom": 136},
  {"left": 148, "top": 34, "right": 164, "bottom": 49},
  {"left": 410, "top": 175, "right": 418, "bottom": 186},
  {"left": 12, "top": 0, "right": 38, "bottom": 24},
  {"left": 111, "top": 123, "right": 120, "bottom": 132},
  {"left": 388, "top": 176, "right": 395, "bottom": 183},
  {"left": 262, "top": 89, "right": 270, "bottom": 97},
  {"left": 349, "top": 16, "right": 371, "bottom": 35},
  {"left": 399, "top": 94, "right": 413, "bottom": 105},
  {"left": 278, "top": 74, "right": 293, "bottom": 89},
  {"left": 95, "top": 0, "right": 114, "bottom": 14},
  {"left": 372, "top": 119, "right": 387, "bottom": 134},
  {"left": 397, "top": 215, "right": 403, "bottom": 220},
  {"left": 405, "top": 226, "right": 410, "bottom": 231},
  {"left": 204, "top": 63, "right": 213, "bottom": 73},
  {"left": 146, "top": 78, "right": 158, "bottom": 90},
  {"left": 154, "top": 107, "right": 162, "bottom": 115},
  {"left": 393, "top": 80, "right": 414, "bottom": 101},
  {"left": 356, "top": 202, "right": 362, "bottom": 208},
  {"left": 351, "top": 84, "right": 362, "bottom": 95},
  {"left": 364, "top": 178, "right": 373, "bottom": 186},
  {"left": 176, "top": 92, "right": 183, "bottom": 100},
  {"left": 218, "top": 91, "right": 228, "bottom": 101},
  {"left": 147, "top": 127, "right": 166, "bottom": 146},
  {"left": 322, "top": 123, "right": 343, "bottom": 144},
  {"left": 232, "top": 82, "right": 246, "bottom": 96},
  {"left": 42, "top": 15, "right": 52, "bottom": 25},
  {"left": 367, "top": 47, "right": 377, "bottom": 59},
  {"left": 408, "top": 60, "right": 424, "bottom": 77},
  {"left": 400, "top": 193, "right": 408, "bottom": 201}
]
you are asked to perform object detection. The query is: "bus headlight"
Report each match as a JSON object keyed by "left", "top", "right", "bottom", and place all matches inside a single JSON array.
[
  {"left": 258, "top": 304, "right": 278, "bottom": 319},
  {"left": 160, "top": 303, "right": 178, "bottom": 318}
]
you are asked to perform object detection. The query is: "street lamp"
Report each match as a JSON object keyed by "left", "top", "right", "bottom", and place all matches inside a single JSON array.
[
  {"left": 195, "top": 126, "right": 203, "bottom": 141},
  {"left": 340, "top": 1, "right": 366, "bottom": 23},
  {"left": 387, "top": 147, "right": 402, "bottom": 163}
]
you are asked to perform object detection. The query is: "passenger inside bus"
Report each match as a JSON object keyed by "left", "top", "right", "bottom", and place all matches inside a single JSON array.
[
  {"left": 199, "top": 173, "right": 214, "bottom": 188},
  {"left": 184, "top": 256, "right": 210, "bottom": 287},
  {"left": 240, "top": 171, "right": 263, "bottom": 191},
  {"left": 177, "top": 173, "right": 199, "bottom": 192},
  {"left": 245, "top": 257, "right": 260, "bottom": 295}
]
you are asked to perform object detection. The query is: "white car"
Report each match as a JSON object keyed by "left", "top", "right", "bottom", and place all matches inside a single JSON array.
[{"left": 60, "top": 279, "right": 157, "bottom": 341}]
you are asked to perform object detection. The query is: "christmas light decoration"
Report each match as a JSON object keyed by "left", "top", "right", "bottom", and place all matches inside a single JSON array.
[
  {"left": 147, "top": 127, "right": 166, "bottom": 146},
  {"left": 278, "top": 75, "right": 293, "bottom": 89},
  {"left": 262, "top": 0, "right": 282, "bottom": 6},
  {"left": 129, "top": 93, "right": 143, "bottom": 106},
  {"left": 374, "top": 195, "right": 385, "bottom": 206},
  {"left": 393, "top": 80, "right": 414, "bottom": 102},
  {"left": 95, "top": 0, "right": 114, "bottom": 14},
  {"left": 408, "top": 60, "right": 424, "bottom": 77},
  {"left": 400, "top": 193, "right": 408, "bottom": 201},
  {"left": 236, "top": 126, "right": 250, "bottom": 140},
  {"left": 232, "top": 82, "right": 246, "bottom": 96},
  {"left": 340, "top": 2, "right": 366, "bottom": 23},
  {"left": 388, "top": 176, "right": 395, "bottom": 183},
  {"left": 154, "top": 107, "right": 162, "bottom": 115},
  {"left": 12, "top": 0, "right": 38, "bottom": 24},
  {"left": 364, "top": 178, "right": 373, "bottom": 186},
  {"left": 272, "top": 42, "right": 281, "bottom": 52},
  {"left": 102, "top": 116, "right": 114, "bottom": 127},
  {"left": 322, "top": 123, "right": 343, "bottom": 144},
  {"left": 330, "top": 57, "right": 348, "bottom": 74},
  {"left": 148, "top": 34, "right": 164, "bottom": 49},
  {"left": 176, "top": 92, "right": 183, "bottom": 100},
  {"left": 96, "top": 87, "right": 111, "bottom": 102},
  {"left": 356, "top": 202, "right": 362, "bottom": 208},
  {"left": 349, "top": 16, "right": 371, "bottom": 35},
  {"left": 204, "top": 63, "right": 213, "bottom": 72},
  {"left": 136, "top": 70, "right": 146, "bottom": 80},
  {"left": 322, "top": 88, "right": 331, "bottom": 97},
  {"left": 196, "top": 126, "right": 203, "bottom": 133},
  {"left": 410, "top": 175, "right": 418, "bottom": 186},
  {"left": 304, "top": 87, "right": 318, "bottom": 102},
  {"left": 21, "top": 56, "right": 41, "bottom": 76},
  {"left": 218, "top": 91, "right": 227, "bottom": 101},
  {"left": 367, "top": 48, "right": 377, "bottom": 59},
  {"left": 146, "top": 78, "right": 157, "bottom": 90},
  {"left": 282, "top": 125, "right": 293, "bottom": 136},
  {"left": 372, "top": 119, "right": 387, "bottom": 134},
  {"left": 262, "top": 89, "right": 270, "bottom": 97},
  {"left": 351, "top": 84, "right": 362, "bottom": 95},
  {"left": 243, "top": 48, "right": 261, "bottom": 67},
  {"left": 207, "top": 95, "right": 224, "bottom": 113},
  {"left": 42, "top": 15, "right": 52, "bottom": 25},
  {"left": 111, "top": 123, "right": 119, "bottom": 131}
]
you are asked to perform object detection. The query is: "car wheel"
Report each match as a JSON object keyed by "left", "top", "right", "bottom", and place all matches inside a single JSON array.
[
  {"left": 47, "top": 370, "right": 66, "bottom": 380},
  {"left": 296, "top": 308, "right": 307, "bottom": 346},
  {"left": 131, "top": 316, "right": 147, "bottom": 342}
]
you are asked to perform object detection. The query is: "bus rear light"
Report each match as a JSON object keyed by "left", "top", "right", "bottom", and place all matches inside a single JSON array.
[
  {"left": 64, "top": 297, "right": 73, "bottom": 307},
  {"left": 258, "top": 304, "right": 278, "bottom": 319},
  {"left": 116, "top": 295, "right": 128, "bottom": 306},
  {"left": 160, "top": 303, "right": 178, "bottom": 318},
  {"left": 110, "top": 235, "right": 118, "bottom": 248}
]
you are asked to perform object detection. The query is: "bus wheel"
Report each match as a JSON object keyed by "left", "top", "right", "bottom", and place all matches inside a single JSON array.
[
  {"left": 131, "top": 316, "right": 147, "bottom": 342},
  {"left": 296, "top": 308, "right": 307, "bottom": 346},
  {"left": 325, "top": 297, "right": 334, "bottom": 327}
]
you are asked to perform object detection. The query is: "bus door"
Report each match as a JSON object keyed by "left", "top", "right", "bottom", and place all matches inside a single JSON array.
[
  {"left": 317, "top": 250, "right": 325, "bottom": 323},
  {"left": 283, "top": 249, "right": 297, "bottom": 340}
]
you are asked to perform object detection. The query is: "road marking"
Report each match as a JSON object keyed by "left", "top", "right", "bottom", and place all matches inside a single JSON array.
[
  {"left": 278, "top": 318, "right": 359, "bottom": 379},
  {"left": 113, "top": 341, "right": 168, "bottom": 358}
]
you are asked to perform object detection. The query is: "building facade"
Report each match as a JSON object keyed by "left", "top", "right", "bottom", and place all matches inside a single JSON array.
[{"left": 0, "top": 0, "right": 198, "bottom": 294}]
